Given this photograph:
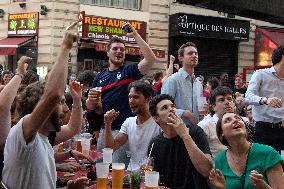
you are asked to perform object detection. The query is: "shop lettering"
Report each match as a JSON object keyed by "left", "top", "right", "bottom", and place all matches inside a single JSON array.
[
  {"left": 84, "top": 16, "right": 142, "bottom": 30},
  {"left": 9, "top": 13, "right": 37, "bottom": 20},
  {"left": 88, "top": 33, "right": 110, "bottom": 40},
  {"left": 175, "top": 14, "right": 249, "bottom": 40}
]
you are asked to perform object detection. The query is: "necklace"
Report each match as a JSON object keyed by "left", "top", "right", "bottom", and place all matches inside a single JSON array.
[{"left": 228, "top": 143, "right": 253, "bottom": 188}]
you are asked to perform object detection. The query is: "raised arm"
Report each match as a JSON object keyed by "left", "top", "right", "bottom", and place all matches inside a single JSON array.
[
  {"left": 55, "top": 81, "right": 83, "bottom": 144},
  {"left": 162, "top": 55, "right": 175, "bottom": 83},
  {"left": 168, "top": 112, "right": 212, "bottom": 177},
  {"left": 0, "top": 56, "right": 30, "bottom": 146},
  {"left": 104, "top": 109, "right": 128, "bottom": 151},
  {"left": 124, "top": 23, "right": 156, "bottom": 75},
  {"left": 23, "top": 22, "right": 78, "bottom": 143}
]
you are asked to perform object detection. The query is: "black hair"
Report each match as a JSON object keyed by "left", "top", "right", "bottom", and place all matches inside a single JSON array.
[
  {"left": 76, "top": 70, "right": 95, "bottom": 87},
  {"left": 272, "top": 45, "right": 284, "bottom": 65},
  {"left": 128, "top": 80, "right": 153, "bottom": 99},
  {"left": 207, "top": 77, "right": 219, "bottom": 91},
  {"left": 149, "top": 94, "right": 175, "bottom": 116},
  {"left": 209, "top": 86, "right": 233, "bottom": 105}
]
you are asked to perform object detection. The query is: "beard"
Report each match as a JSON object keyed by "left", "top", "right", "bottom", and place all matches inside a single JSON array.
[{"left": 49, "top": 110, "right": 61, "bottom": 132}]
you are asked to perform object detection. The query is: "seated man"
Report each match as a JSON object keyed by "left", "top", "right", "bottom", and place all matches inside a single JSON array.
[
  {"left": 104, "top": 81, "right": 160, "bottom": 166},
  {"left": 148, "top": 94, "right": 212, "bottom": 189},
  {"left": 199, "top": 86, "right": 234, "bottom": 158}
]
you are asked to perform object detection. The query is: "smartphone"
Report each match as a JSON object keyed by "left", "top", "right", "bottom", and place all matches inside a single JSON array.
[{"left": 122, "top": 24, "right": 133, "bottom": 33}]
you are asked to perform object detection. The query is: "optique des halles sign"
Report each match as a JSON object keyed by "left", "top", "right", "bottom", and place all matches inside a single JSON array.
[{"left": 170, "top": 13, "right": 250, "bottom": 41}]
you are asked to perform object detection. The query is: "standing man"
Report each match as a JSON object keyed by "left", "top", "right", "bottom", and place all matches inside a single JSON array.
[
  {"left": 161, "top": 42, "right": 202, "bottom": 125},
  {"left": 148, "top": 94, "right": 212, "bottom": 189},
  {"left": 104, "top": 81, "right": 160, "bottom": 166},
  {"left": 245, "top": 45, "right": 284, "bottom": 153},
  {"left": 86, "top": 23, "right": 156, "bottom": 163}
]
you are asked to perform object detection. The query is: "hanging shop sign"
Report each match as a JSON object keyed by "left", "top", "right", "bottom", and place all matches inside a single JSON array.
[
  {"left": 170, "top": 13, "right": 250, "bottom": 41},
  {"left": 8, "top": 12, "right": 39, "bottom": 36},
  {"left": 81, "top": 14, "right": 147, "bottom": 44}
]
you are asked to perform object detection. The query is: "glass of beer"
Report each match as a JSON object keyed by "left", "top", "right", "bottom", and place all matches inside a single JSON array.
[
  {"left": 145, "top": 171, "right": 159, "bottom": 189},
  {"left": 112, "top": 163, "right": 125, "bottom": 189},
  {"left": 96, "top": 163, "right": 109, "bottom": 189},
  {"left": 94, "top": 87, "right": 102, "bottom": 103}
]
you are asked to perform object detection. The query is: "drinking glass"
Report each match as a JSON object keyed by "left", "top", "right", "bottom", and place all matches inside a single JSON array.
[
  {"left": 112, "top": 163, "right": 125, "bottom": 189},
  {"left": 96, "top": 163, "right": 109, "bottom": 189}
]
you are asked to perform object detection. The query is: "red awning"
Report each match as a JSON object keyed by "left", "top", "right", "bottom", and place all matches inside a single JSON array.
[
  {"left": 0, "top": 37, "right": 34, "bottom": 55},
  {"left": 256, "top": 27, "right": 284, "bottom": 46}
]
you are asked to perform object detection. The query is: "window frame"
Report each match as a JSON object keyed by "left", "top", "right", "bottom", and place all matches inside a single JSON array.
[{"left": 80, "top": 0, "right": 141, "bottom": 11}]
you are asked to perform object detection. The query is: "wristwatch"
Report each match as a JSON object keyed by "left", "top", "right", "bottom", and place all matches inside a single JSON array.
[{"left": 260, "top": 97, "right": 268, "bottom": 105}]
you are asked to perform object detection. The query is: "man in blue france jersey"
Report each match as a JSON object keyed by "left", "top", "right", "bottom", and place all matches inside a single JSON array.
[{"left": 86, "top": 23, "right": 156, "bottom": 163}]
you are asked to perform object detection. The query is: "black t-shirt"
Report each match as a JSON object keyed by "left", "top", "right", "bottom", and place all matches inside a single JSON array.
[
  {"left": 234, "top": 87, "right": 247, "bottom": 96},
  {"left": 148, "top": 125, "right": 211, "bottom": 189}
]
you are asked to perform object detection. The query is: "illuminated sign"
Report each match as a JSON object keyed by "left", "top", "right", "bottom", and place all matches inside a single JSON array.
[
  {"left": 94, "top": 42, "right": 165, "bottom": 58},
  {"left": 82, "top": 14, "right": 147, "bottom": 43},
  {"left": 8, "top": 12, "right": 39, "bottom": 36}
]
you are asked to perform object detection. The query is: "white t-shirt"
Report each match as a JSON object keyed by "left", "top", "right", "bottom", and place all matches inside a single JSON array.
[
  {"left": 200, "top": 114, "right": 227, "bottom": 158},
  {"left": 119, "top": 116, "right": 161, "bottom": 165},
  {"left": 3, "top": 117, "right": 56, "bottom": 189}
]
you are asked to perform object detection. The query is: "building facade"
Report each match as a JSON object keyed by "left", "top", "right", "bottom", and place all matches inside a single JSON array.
[{"left": 0, "top": 0, "right": 283, "bottom": 81}]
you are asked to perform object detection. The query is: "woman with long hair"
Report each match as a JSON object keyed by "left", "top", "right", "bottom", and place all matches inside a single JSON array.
[{"left": 209, "top": 112, "right": 284, "bottom": 189}]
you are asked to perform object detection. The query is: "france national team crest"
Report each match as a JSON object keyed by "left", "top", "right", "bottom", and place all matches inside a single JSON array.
[{"left": 117, "top": 72, "right": 122, "bottom": 80}]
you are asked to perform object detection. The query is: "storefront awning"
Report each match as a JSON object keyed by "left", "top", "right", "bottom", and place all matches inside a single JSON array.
[
  {"left": 256, "top": 28, "right": 284, "bottom": 46},
  {"left": 0, "top": 37, "right": 34, "bottom": 55}
]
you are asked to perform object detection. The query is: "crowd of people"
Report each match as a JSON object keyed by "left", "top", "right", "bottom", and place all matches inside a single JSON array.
[{"left": 0, "top": 20, "right": 283, "bottom": 189}]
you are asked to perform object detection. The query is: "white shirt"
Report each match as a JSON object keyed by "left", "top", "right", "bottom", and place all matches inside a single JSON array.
[
  {"left": 3, "top": 117, "right": 56, "bottom": 189},
  {"left": 119, "top": 116, "right": 161, "bottom": 165},
  {"left": 199, "top": 114, "right": 227, "bottom": 158}
]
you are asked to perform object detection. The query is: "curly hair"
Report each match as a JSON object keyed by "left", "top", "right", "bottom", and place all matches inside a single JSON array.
[
  {"left": 16, "top": 81, "right": 45, "bottom": 117},
  {"left": 76, "top": 70, "right": 95, "bottom": 86},
  {"left": 21, "top": 70, "right": 38, "bottom": 86}
]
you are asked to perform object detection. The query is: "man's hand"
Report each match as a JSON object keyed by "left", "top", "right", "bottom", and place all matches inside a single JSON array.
[
  {"left": 104, "top": 109, "right": 119, "bottom": 128},
  {"left": 267, "top": 97, "right": 282, "bottom": 108},
  {"left": 16, "top": 56, "right": 31, "bottom": 75},
  {"left": 56, "top": 162, "right": 80, "bottom": 172},
  {"left": 86, "top": 88, "right": 102, "bottom": 110},
  {"left": 71, "top": 150, "right": 94, "bottom": 163},
  {"left": 66, "top": 177, "right": 89, "bottom": 189},
  {"left": 167, "top": 111, "right": 189, "bottom": 139},
  {"left": 69, "top": 81, "right": 83, "bottom": 102},
  {"left": 250, "top": 170, "right": 272, "bottom": 189},
  {"left": 170, "top": 55, "right": 175, "bottom": 63},
  {"left": 209, "top": 169, "right": 226, "bottom": 189},
  {"left": 123, "top": 22, "right": 137, "bottom": 38},
  {"left": 62, "top": 21, "right": 79, "bottom": 50}
]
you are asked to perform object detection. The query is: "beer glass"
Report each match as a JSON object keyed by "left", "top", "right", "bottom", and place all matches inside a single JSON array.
[
  {"left": 102, "top": 148, "right": 113, "bottom": 164},
  {"left": 145, "top": 171, "right": 159, "bottom": 189},
  {"left": 197, "top": 97, "right": 207, "bottom": 116},
  {"left": 96, "top": 163, "right": 109, "bottom": 189},
  {"left": 112, "top": 163, "right": 125, "bottom": 189},
  {"left": 94, "top": 87, "right": 102, "bottom": 103}
]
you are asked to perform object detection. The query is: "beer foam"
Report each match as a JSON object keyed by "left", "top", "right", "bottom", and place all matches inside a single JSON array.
[{"left": 112, "top": 163, "right": 125, "bottom": 170}]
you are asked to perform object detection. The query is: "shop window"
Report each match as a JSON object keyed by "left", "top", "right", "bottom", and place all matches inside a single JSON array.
[
  {"left": 254, "top": 27, "right": 284, "bottom": 67},
  {"left": 80, "top": 0, "right": 140, "bottom": 10}
]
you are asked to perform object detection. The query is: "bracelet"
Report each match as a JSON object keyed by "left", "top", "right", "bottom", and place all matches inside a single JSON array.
[
  {"left": 69, "top": 150, "right": 74, "bottom": 158},
  {"left": 15, "top": 73, "right": 24, "bottom": 79},
  {"left": 72, "top": 104, "right": 82, "bottom": 110}
]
